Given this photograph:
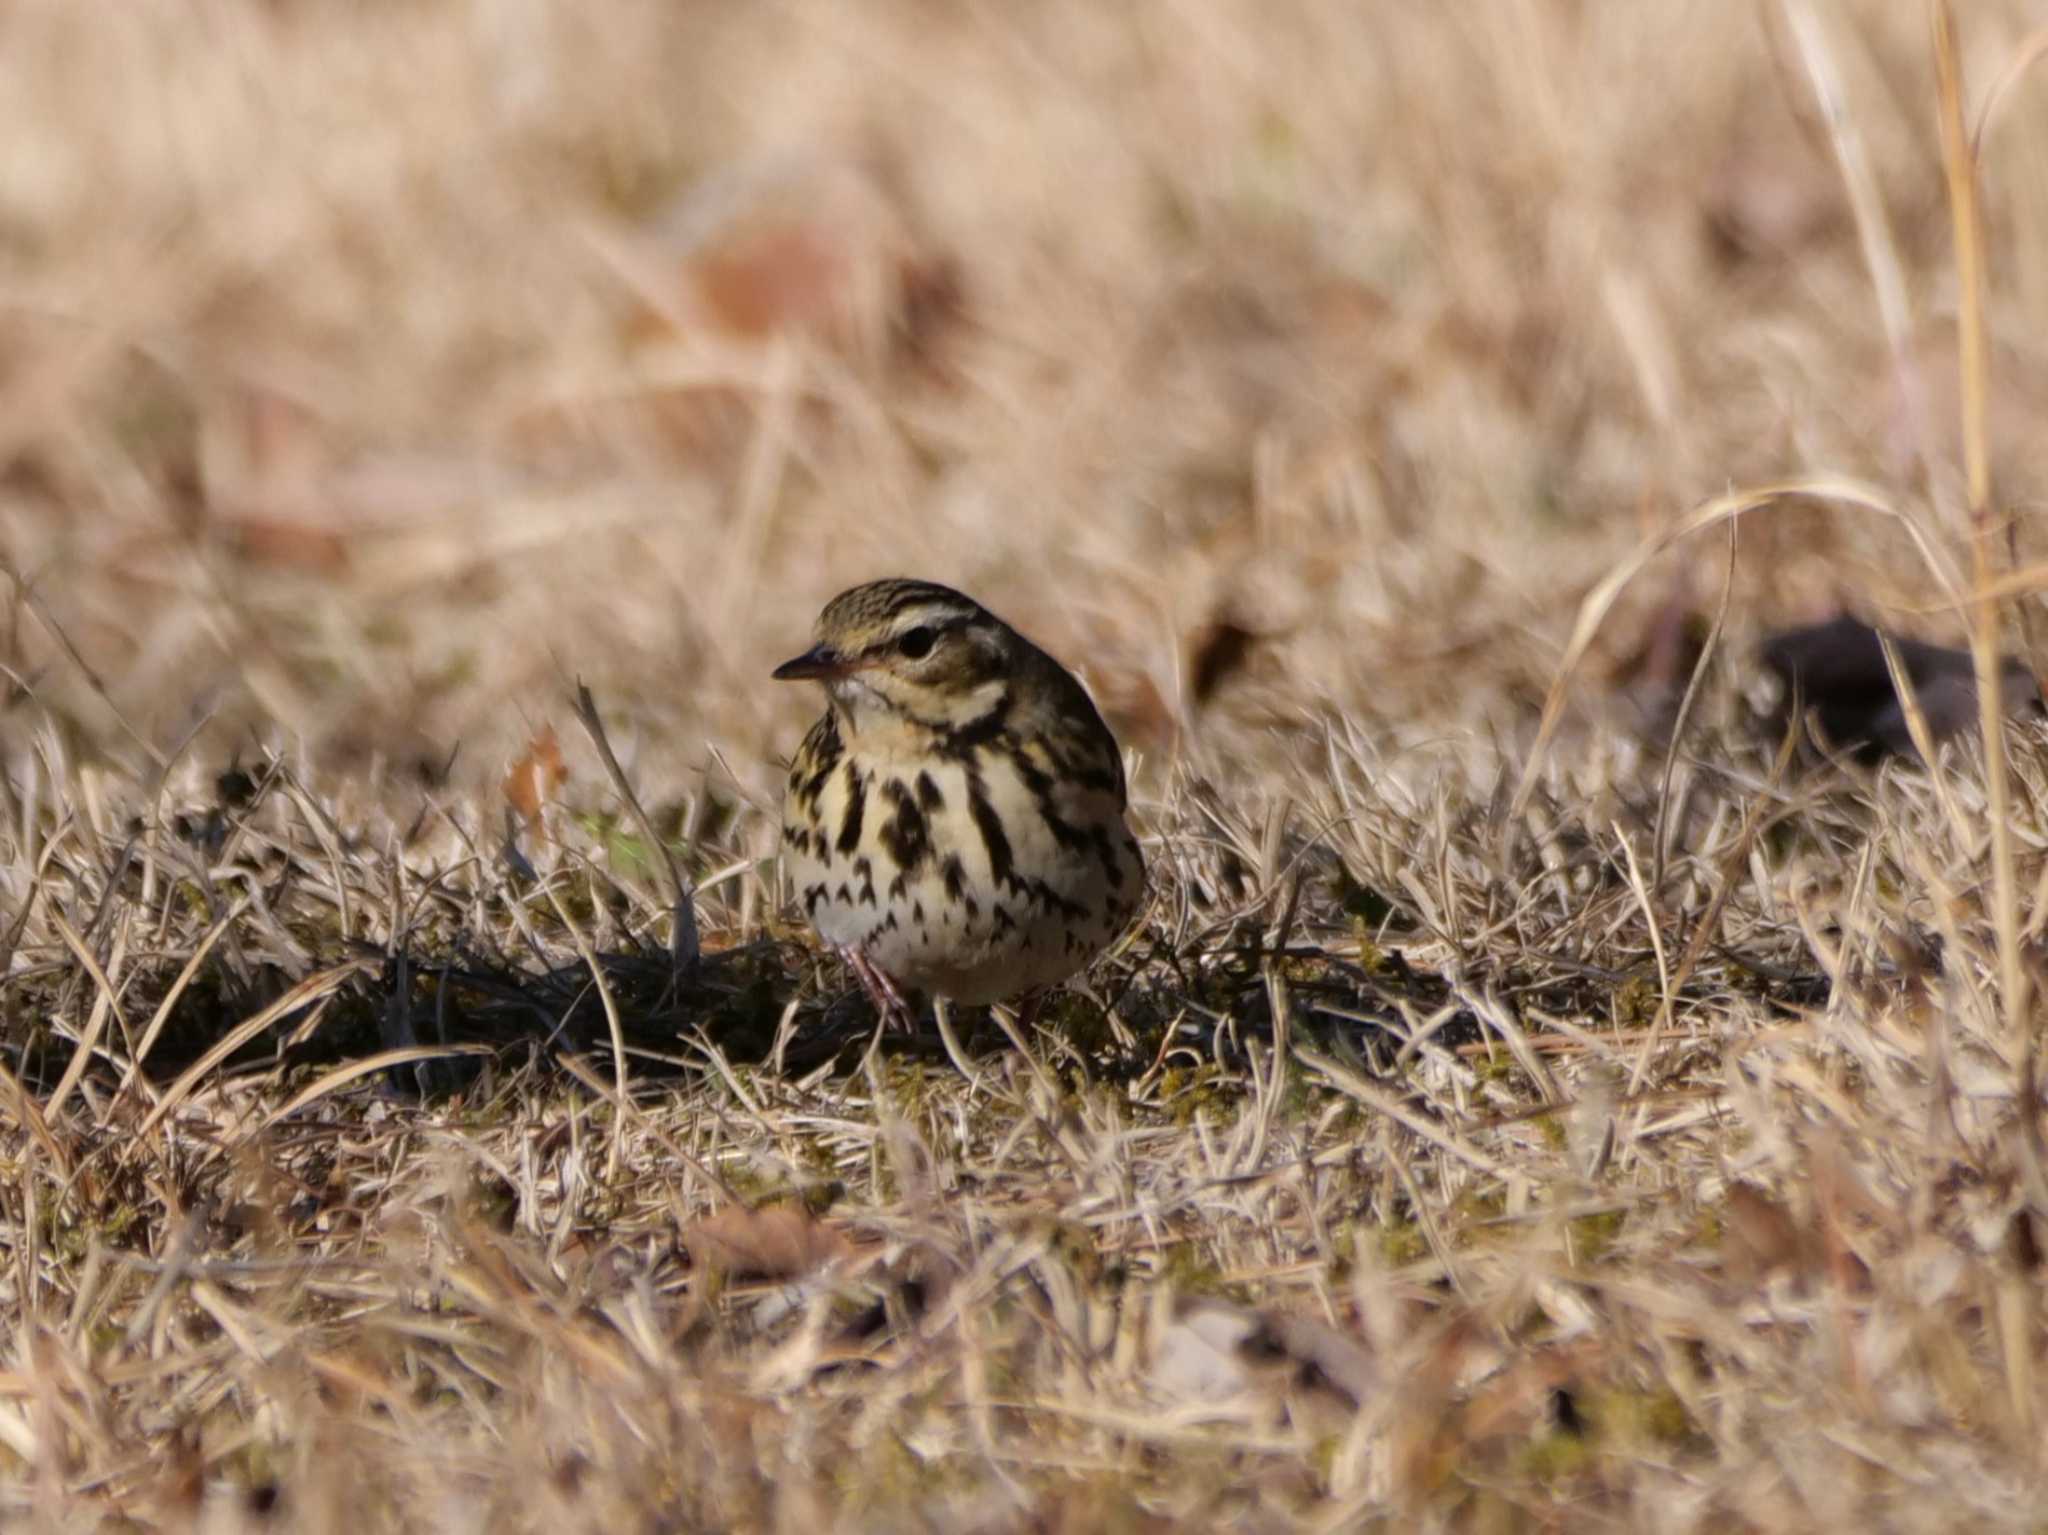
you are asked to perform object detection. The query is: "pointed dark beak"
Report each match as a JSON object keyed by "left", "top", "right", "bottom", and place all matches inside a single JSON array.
[{"left": 772, "top": 643, "right": 849, "bottom": 682}]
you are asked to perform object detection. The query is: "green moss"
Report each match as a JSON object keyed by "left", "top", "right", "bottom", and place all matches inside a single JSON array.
[
  {"left": 1507, "top": 1298, "right": 1554, "bottom": 1341},
  {"left": 546, "top": 883, "right": 602, "bottom": 928},
  {"left": 716, "top": 1162, "right": 780, "bottom": 1204},
  {"left": 465, "top": 1174, "right": 518, "bottom": 1231},
  {"left": 1306, "top": 1432, "right": 1340, "bottom": 1485},
  {"left": 1474, "top": 1052, "right": 1517, "bottom": 1086},
  {"left": 33, "top": 1199, "right": 93, "bottom": 1264},
  {"left": 1642, "top": 1389, "right": 1695, "bottom": 1444},
  {"left": 1592, "top": 1385, "right": 1696, "bottom": 1447},
  {"left": 1613, "top": 976, "right": 1659, "bottom": 1028},
  {"left": 1159, "top": 1062, "right": 1236, "bottom": 1127},
  {"left": 1277, "top": 953, "right": 1329, "bottom": 985},
  {"left": 219, "top": 1439, "right": 287, "bottom": 1498},
  {"left": 1567, "top": 1208, "right": 1626, "bottom": 1266},
  {"left": 1041, "top": 992, "right": 1114, "bottom": 1055},
  {"left": 1336, "top": 874, "right": 1400, "bottom": 931},
  {"left": 570, "top": 810, "right": 660, "bottom": 883},
  {"left": 797, "top": 1179, "right": 845, "bottom": 1216},
  {"left": 1378, "top": 1218, "right": 1429, "bottom": 1266},
  {"left": 1516, "top": 1428, "right": 1592, "bottom": 1482},
  {"left": 1453, "top": 1185, "right": 1507, "bottom": 1223},
  {"left": 1326, "top": 1222, "right": 1357, "bottom": 1279},
  {"left": 1326, "top": 1103, "right": 1368, "bottom": 1140},
  {"left": 832, "top": 1428, "right": 921, "bottom": 1506},
  {"left": 1158, "top": 1240, "right": 1230, "bottom": 1295},
  {"left": 1041, "top": 1218, "right": 1102, "bottom": 1280}
]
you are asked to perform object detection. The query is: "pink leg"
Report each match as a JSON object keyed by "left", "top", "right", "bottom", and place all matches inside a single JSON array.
[{"left": 839, "top": 945, "right": 916, "bottom": 1032}]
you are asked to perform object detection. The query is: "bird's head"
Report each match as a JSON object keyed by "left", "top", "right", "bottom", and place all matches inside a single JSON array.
[{"left": 773, "top": 578, "right": 1019, "bottom": 734}]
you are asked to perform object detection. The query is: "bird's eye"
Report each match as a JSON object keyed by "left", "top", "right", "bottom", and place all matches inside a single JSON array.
[{"left": 897, "top": 626, "right": 937, "bottom": 660}]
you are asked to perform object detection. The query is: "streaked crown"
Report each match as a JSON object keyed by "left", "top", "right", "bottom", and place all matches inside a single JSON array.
[{"left": 773, "top": 578, "right": 1028, "bottom": 729}]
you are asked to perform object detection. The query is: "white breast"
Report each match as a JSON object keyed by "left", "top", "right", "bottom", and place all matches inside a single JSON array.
[{"left": 783, "top": 735, "right": 1141, "bottom": 1005}]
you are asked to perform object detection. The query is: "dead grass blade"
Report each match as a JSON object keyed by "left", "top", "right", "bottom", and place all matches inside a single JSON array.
[
  {"left": 539, "top": 875, "right": 630, "bottom": 1180},
  {"left": 43, "top": 909, "right": 131, "bottom": 1125},
  {"left": 1933, "top": 0, "right": 2028, "bottom": 1048},
  {"left": 0, "top": 1057, "right": 70, "bottom": 1181},
  {"left": 1509, "top": 476, "right": 1916, "bottom": 830},
  {"left": 239, "top": 1044, "right": 497, "bottom": 1142},
  {"left": 133, "top": 960, "right": 375, "bottom": 1143},
  {"left": 572, "top": 680, "right": 700, "bottom": 970},
  {"left": 115, "top": 893, "right": 254, "bottom": 1108},
  {"left": 1651, "top": 518, "right": 1735, "bottom": 892},
  {"left": 1784, "top": 0, "right": 1932, "bottom": 479},
  {"left": 1296, "top": 1047, "right": 1511, "bottom": 1180}
]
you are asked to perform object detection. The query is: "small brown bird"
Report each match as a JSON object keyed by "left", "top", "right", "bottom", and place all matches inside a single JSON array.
[{"left": 773, "top": 578, "right": 1144, "bottom": 1020}]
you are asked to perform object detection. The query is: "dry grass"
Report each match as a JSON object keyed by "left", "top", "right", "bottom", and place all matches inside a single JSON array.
[{"left": 5, "top": 1, "right": 2048, "bottom": 1528}]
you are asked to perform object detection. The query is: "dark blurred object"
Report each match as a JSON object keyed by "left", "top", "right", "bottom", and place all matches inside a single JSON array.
[
  {"left": 1188, "top": 616, "right": 1260, "bottom": 706},
  {"left": 1760, "top": 614, "right": 2041, "bottom": 759}
]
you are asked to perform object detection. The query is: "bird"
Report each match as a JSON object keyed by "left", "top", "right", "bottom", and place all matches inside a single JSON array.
[
  {"left": 1759, "top": 613, "right": 2041, "bottom": 760},
  {"left": 772, "top": 578, "right": 1144, "bottom": 1025}
]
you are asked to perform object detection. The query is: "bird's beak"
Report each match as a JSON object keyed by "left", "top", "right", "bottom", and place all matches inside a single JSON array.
[{"left": 772, "top": 643, "right": 850, "bottom": 682}]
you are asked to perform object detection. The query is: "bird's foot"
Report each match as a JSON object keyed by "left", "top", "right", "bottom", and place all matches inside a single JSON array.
[{"left": 840, "top": 945, "right": 917, "bottom": 1033}]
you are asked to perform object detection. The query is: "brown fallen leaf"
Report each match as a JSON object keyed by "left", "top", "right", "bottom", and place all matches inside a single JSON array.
[
  {"left": 1457, "top": 1338, "right": 1605, "bottom": 1442},
  {"left": 502, "top": 726, "right": 566, "bottom": 829},
  {"left": 622, "top": 156, "right": 962, "bottom": 367},
  {"left": 1720, "top": 1182, "right": 1804, "bottom": 1289},
  {"left": 690, "top": 212, "right": 848, "bottom": 341},
  {"left": 221, "top": 517, "right": 352, "bottom": 573},
  {"left": 682, "top": 1203, "right": 851, "bottom": 1282},
  {"left": 1719, "top": 1177, "right": 1871, "bottom": 1296}
]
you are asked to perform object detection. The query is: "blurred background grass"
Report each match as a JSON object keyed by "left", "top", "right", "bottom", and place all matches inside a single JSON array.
[
  {"left": 2, "top": 0, "right": 2043, "bottom": 803},
  {"left": 8, "top": 10, "right": 2048, "bottom": 1525}
]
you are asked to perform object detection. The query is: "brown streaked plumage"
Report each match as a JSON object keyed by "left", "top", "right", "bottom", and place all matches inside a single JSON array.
[{"left": 773, "top": 578, "right": 1144, "bottom": 1015}]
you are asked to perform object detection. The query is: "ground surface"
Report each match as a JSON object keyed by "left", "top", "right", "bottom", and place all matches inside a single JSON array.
[{"left": 4, "top": 3, "right": 2048, "bottom": 1530}]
